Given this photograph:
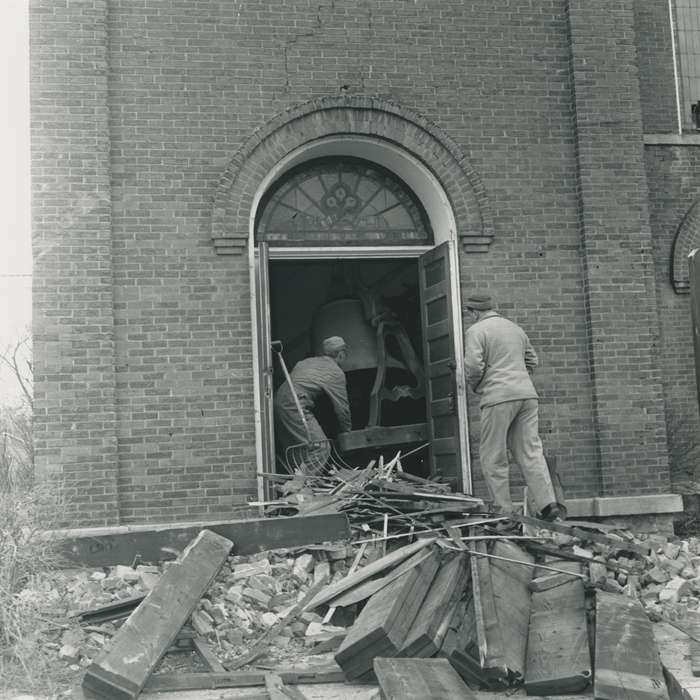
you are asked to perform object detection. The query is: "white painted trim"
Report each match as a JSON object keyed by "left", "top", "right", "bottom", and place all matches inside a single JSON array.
[
  {"left": 268, "top": 246, "right": 432, "bottom": 260},
  {"left": 248, "top": 238, "right": 266, "bottom": 505},
  {"left": 669, "top": 0, "right": 684, "bottom": 135},
  {"left": 248, "top": 135, "right": 471, "bottom": 492}
]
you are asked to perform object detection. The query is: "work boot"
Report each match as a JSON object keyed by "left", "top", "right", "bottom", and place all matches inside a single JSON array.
[{"left": 540, "top": 502, "right": 564, "bottom": 522}]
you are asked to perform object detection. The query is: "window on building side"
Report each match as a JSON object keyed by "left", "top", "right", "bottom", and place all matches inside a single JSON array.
[{"left": 675, "top": 0, "right": 700, "bottom": 129}]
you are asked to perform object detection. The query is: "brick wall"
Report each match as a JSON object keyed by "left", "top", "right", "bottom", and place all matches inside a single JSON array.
[
  {"left": 30, "top": 0, "right": 119, "bottom": 525},
  {"left": 30, "top": 0, "right": 680, "bottom": 525},
  {"left": 645, "top": 146, "right": 700, "bottom": 481},
  {"left": 634, "top": 0, "right": 678, "bottom": 133}
]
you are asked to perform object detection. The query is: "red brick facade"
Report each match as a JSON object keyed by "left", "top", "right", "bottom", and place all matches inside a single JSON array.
[{"left": 29, "top": 0, "right": 693, "bottom": 526}]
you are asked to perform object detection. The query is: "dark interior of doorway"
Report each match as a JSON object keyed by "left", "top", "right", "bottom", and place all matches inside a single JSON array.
[{"left": 269, "top": 258, "right": 429, "bottom": 476}]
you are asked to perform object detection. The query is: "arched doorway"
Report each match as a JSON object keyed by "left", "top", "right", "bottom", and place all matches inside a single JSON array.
[{"left": 250, "top": 137, "right": 471, "bottom": 498}]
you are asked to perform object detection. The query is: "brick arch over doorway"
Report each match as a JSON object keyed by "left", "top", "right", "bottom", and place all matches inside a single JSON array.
[{"left": 210, "top": 95, "right": 493, "bottom": 254}]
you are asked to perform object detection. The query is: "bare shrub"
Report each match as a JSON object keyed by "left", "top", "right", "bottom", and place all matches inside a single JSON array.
[{"left": 0, "top": 335, "right": 71, "bottom": 693}]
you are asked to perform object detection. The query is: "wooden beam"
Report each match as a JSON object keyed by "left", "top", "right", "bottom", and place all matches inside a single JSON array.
[
  {"left": 489, "top": 541, "right": 533, "bottom": 681},
  {"left": 82, "top": 529, "right": 232, "bottom": 700},
  {"left": 400, "top": 553, "right": 469, "bottom": 658},
  {"left": 191, "top": 637, "right": 227, "bottom": 673},
  {"left": 594, "top": 590, "right": 669, "bottom": 700},
  {"left": 143, "top": 667, "right": 346, "bottom": 692},
  {"left": 335, "top": 549, "right": 440, "bottom": 680},
  {"left": 304, "top": 537, "right": 436, "bottom": 612},
  {"left": 337, "top": 423, "right": 428, "bottom": 451},
  {"left": 525, "top": 576, "right": 591, "bottom": 695},
  {"left": 57, "top": 513, "right": 350, "bottom": 567},
  {"left": 373, "top": 657, "right": 478, "bottom": 699}
]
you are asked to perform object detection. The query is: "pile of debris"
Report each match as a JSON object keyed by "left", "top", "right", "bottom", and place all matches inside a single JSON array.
[
  {"left": 50, "top": 504, "right": 700, "bottom": 699},
  {"left": 257, "top": 452, "right": 485, "bottom": 540}
]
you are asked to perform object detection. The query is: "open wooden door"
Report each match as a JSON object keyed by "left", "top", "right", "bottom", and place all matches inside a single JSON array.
[
  {"left": 418, "top": 241, "right": 470, "bottom": 492},
  {"left": 254, "top": 242, "right": 275, "bottom": 498}
]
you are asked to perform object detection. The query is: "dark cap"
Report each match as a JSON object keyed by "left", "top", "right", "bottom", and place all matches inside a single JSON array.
[{"left": 465, "top": 293, "right": 493, "bottom": 311}]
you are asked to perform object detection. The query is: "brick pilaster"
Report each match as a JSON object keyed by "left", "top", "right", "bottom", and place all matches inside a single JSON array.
[
  {"left": 30, "top": 0, "right": 119, "bottom": 525},
  {"left": 567, "top": 0, "right": 670, "bottom": 495}
]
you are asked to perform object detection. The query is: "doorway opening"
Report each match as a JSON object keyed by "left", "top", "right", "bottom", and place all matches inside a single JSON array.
[{"left": 269, "top": 257, "right": 430, "bottom": 476}]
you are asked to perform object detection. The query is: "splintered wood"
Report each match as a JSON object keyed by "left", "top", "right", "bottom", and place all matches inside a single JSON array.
[{"left": 259, "top": 457, "right": 484, "bottom": 542}]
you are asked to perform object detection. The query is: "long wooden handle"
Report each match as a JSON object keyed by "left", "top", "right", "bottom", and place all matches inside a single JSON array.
[{"left": 273, "top": 346, "right": 311, "bottom": 440}]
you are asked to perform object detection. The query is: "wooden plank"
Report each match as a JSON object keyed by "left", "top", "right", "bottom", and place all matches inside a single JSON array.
[
  {"left": 335, "top": 549, "right": 441, "bottom": 680},
  {"left": 525, "top": 576, "right": 591, "bottom": 695},
  {"left": 305, "top": 537, "right": 436, "bottom": 611},
  {"left": 489, "top": 541, "right": 533, "bottom": 680},
  {"left": 191, "top": 637, "right": 227, "bottom": 673},
  {"left": 143, "top": 667, "right": 347, "bottom": 692},
  {"left": 374, "top": 657, "right": 477, "bottom": 699},
  {"left": 594, "top": 590, "right": 669, "bottom": 700},
  {"left": 328, "top": 549, "right": 434, "bottom": 608},
  {"left": 469, "top": 538, "right": 506, "bottom": 676},
  {"left": 57, "top": 513, "right": 350, "bottom": 567},
  {"left": 400, "top": 553, "right": 469, "bottom": 657},
  {"left": 82, "top": 529, "right": 232, "bottom": 700},
  {"left": 338, "top": 424, "right": 428, "bottom": 451},
  {"left": 75, "top": 594, "right": 146, "bottom": 624}
]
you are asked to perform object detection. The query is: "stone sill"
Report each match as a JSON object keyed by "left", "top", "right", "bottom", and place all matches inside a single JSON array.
[
  {"left": 644, "top": 133, "right": 700, "bottom": 146},
  {"left": 564, "top": 493, "right": 683, "bottom": 518}
]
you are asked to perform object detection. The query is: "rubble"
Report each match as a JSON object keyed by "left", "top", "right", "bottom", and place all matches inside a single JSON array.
[{"left": 14, "top": 481, "right": 700, "bottom": 699}]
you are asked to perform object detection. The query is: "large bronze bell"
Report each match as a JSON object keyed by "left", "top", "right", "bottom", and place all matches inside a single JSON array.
[{"left": 312, "top": 298, "right": 406, "bottom": 372}]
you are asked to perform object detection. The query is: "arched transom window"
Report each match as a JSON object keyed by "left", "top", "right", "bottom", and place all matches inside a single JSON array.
[{"left": 255, "top": 156, "right": 433, "bottom": 247}]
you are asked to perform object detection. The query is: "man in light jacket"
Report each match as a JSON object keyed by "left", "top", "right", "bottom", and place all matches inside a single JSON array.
[{"left": 464, "top": 293, "right": 562, "bottom": 521}]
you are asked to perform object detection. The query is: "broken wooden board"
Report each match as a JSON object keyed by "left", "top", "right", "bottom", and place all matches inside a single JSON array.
[
  {"left": 489, "top": 540, "right": 534, "bottom": 681},
  {"left": 335, "top": 548, "right": 441, "bottom": 680},
  {"left": 191, "top": 637, "right": 227, "bottom": 673},
  {"left": 82, "top": 529, "right": 232, "bottom": 700},
  {"left": 56, "top": 513, "right": 350, "bottom": 567},
  {"left": 305, "top": 537, "right": 436, "bottom": 611},
  {"left": 373, "top": 656, "right": 477, "bottom": 699},
  {"left": 75, "top": 593, "right": 146, "bottom": 625},
  {"left": 469, "top": 538, "right": 507, "bottom": 680},
  {"left": 143, "top": 667, "right": 346, "bottom": 692},
  {"left": 328, "top": 548, "right": 434, "bottom": 608},
  {"left": 400, "top": 552, "right": 469, "bottom": 658},
  {"left": 653, "top": 621, "right": 700, "bottom": 700},
  {"left": 524, "top": 574, "right": 591, "bottom": 695},
  {"left": 509, "top": 513, "right": 649, "bottom": 556},
  {"left": 594, "top": 590, "right": 669, "bottom": 700}
]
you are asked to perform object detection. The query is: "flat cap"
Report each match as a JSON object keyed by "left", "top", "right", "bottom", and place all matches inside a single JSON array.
[
  {"left": 322, "top": 336, "right": 347, "bottom": 354},
  {"left": 465, "top": 293, "right": 493, "bottom": 311}
]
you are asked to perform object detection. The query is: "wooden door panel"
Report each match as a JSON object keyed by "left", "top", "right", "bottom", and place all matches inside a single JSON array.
[{"left": 418, "top": 241, "right": 466, "bottom": 489}]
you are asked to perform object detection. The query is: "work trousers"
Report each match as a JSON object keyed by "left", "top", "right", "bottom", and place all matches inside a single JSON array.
[
  {"left": 479, "top": 398, "right": 556, "bottom": 514},
  {"left": 274, "top": 401, "right": 331, "bottom": 475}
]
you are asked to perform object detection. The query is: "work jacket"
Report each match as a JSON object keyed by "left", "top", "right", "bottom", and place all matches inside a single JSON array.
[
  {"left": 274, "top": 355, "right": 352, "bottom": 434},
  {"left": 464, "top": 311, "right": 539, "bottom": 409}
]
